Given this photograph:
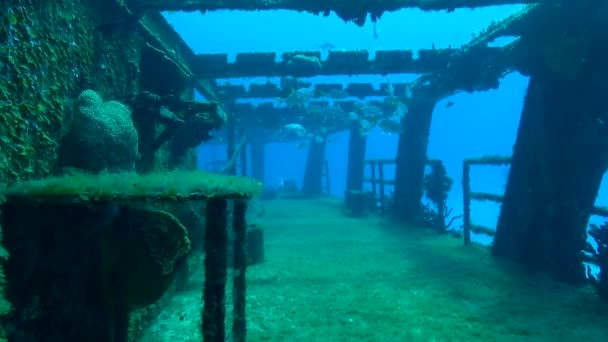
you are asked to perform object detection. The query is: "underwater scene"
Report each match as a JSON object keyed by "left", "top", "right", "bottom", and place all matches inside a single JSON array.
[{"left": 1, "top": 0, "right": 608, "bottom": 341}]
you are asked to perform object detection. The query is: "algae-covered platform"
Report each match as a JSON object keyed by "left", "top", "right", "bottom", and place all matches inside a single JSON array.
[
  {"left": 141, "top": 198, "right": 608, "bottom": 342},
  {"left": 1, "top": 170, "right": 262, "bottom": 203}
]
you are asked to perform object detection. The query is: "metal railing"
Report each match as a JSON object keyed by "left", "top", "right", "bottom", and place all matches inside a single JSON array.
[
  {"left": 363, "top": 158, "right": 443, "bottom": 199},
  {"left": 461, "top": 156, "right": 608, "bottom": 250}
]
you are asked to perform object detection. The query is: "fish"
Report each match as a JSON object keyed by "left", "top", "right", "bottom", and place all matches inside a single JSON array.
[
  {"left": 377, "top": 117, "right": 403, "bottom": 134},
  {"left": 373, "top": 21, "right": 379, "bottom": 40},
  {"left": 446, "top": 101, "right": 455, "bottom": 108},
  {"left": 283, "top": 123, "right": 307, "bottom": 137},
  {"left": 393, "top": 102, "right": 408, "bottom": 118},
  {"left": 322, "top": 89, "right": 350, "bottom": 99},
  {"left": 320, "top": 105, "right": 346, "bottom": 118},
  {"left": 315, "top": 41, "right": 335, "bottom": 51},
  {"left": 281, "top": 88, "right": 315, "bottom": 108},
  {"left": 386, "top": 80, "right": 395, "bottom": 96},
  {"left": 359, "top": 104, "right": 384, "bottom": 118},
  {"left": 404, "top": 84, "right": 413, "bottom": 99}
]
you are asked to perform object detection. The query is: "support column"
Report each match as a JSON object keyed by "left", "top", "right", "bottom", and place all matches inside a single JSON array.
[
  {"left": 226, "top": 117, "right": 236, "bottom": 175},
  {"left": 251, "top": 140, "right": 265, "bottom": 183},
  {"left": 301, "top": 139, "right": 326, "bottom": 196},
  {"left": 231, "top": 201, "right": 247, "bottom": 342},
  {"left": 494, "top": 41, "right": 608, "bottom": 283},
  {"left": 345, "top": 123, "right": 367, "bottom": 193},
  {"left": 393, "top": 99, "right": 435, "bottom": 221},
  {"left": 202, "top": 198, "right": 228, "bottom": 342},
  {"left": 239, "top": 143, "right": 248, "bottom": 176}
]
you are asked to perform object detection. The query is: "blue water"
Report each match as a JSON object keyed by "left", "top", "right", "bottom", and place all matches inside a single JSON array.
[{"left": 165, "top": 6, "right": 608, "bottom": 246}]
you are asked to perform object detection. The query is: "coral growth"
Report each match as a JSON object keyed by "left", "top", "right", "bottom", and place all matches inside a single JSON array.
[{"left": 59, "top": 90, "right": 139, "bottom": 173}]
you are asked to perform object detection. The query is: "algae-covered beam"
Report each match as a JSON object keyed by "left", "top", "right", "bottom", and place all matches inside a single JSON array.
[
  {"left": 195, "top": 47, "right": 509, "bottom": 78},
  {"left": 137, "top": 11, "right": 229, "bottom": 118},
  {"left": 130, "top": 0, "right": 548, "bottom": 25},
  {"left": 405, "top": 3, "right": 544, "bottom": 102}
]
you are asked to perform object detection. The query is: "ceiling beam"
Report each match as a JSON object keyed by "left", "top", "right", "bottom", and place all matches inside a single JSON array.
[
  {"left": 130, "top": 0, "right": 549, "bottom": 25},
  {"left": 137, "top": 11, "right": 228, "bottom": 118},
  {"left": 194, "top": 47, "right": 509, "bottom": 78},
  {"left": 218, "top": 82, "right": 411, "bottom": 99}
]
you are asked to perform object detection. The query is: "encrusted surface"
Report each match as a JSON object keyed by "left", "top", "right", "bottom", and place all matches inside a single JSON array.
[
  {"left": 132, "top": 0, "right": 544, "bottom": 25},
  {"left": 2, "top": 171, "right": 263, "bottom": 202},
  {"left": 0, "top": 0, "right": 142, "bottom": 183}
]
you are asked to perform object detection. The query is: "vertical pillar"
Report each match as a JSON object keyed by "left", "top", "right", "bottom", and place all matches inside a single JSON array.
[
  {"left": 301, "top": 139, "right": 326, "bottom": 196},
  {"left": 232, "top": 201, "right": 247, "bottom": 342},
  {"left": 345, "top": 123, "right": 367, "bottom": 193},
  {"left": 462, "top": 161, "right": 471, "bottom": 245},
  {"left": 251, "top": 140, "right": 265, "bottom": 183},
  {"left": 202, "top": 198, "right": 228, "bottom": 342},
  {"left": 494, "top": 39, "right": 608, "bottom": 283},
  {"left": 226, "top": 117, "right": 236, "bottom": 176},
  {"left": 239, "top": 143, "right": 248, "bottom": 177},
  {"left": 393, "top": 99, "right": 435, "bottom": 221}
]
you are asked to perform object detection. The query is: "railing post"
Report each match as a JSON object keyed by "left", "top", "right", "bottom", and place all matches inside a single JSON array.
[
  {"left": 462, "top": 161, "right": 471, "bottom": 245},
  {"left": 370, "top": 161, "right": 377, "bottom": 196},
  {"left": 378, "top": 161, "right": 385, "bottom": 201}
]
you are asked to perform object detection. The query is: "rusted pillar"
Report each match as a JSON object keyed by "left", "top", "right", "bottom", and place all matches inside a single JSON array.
[
  {"left": 494, "top": 39, "right": 608, "bottom": 283},
  {"left": 202, "top": 198, "right": 228, "bottom": 342},
  {"left": 232, "top": 200, "right": 247, "bottom": 342},
  {"left": 393, "top": 99, "right": 435, "bottom": 221},
  {"left": 301, "top": 139, "right": 326, "bottom": 196},
  {"left": 251, "top": 140, "right": 265, "bottom": 183}
]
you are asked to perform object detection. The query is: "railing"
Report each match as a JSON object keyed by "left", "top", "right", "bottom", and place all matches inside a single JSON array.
[
  {"left": 461, "top": 156, "right": 608, "bottom": 249},
  {"left": 461, "top": 156, "right": 512, "bottom": 245},
  {"left": 363, "top": 158, "right": 443, "bottom": 199},
  {"left": 364, "top": 158, "right": 395, "bottom": 200}
]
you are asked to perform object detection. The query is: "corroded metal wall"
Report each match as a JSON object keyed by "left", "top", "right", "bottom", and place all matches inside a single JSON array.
[
  {"left": 0, "top": 0, "right": 143, "bottom": 184},
  {"left": 0, "top": 1, "right": 171, "bottom": 341}
]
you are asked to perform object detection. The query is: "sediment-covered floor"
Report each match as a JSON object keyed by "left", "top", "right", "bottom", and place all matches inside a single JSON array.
[{"left": 140, "top": 198, "right": 608, "bottom": 342}]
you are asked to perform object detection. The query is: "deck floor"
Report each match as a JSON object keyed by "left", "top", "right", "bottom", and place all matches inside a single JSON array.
[{"left": 140, "top": 198, "right": 608, "bottom": 342}]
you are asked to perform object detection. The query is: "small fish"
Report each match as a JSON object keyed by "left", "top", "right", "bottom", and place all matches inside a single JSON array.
[
  {"left": 283, "top": 123, "right": 307, "bottom": 137},
  {"left": 320, "top": 105, "right": 346, "bottom": 118},
  {"left": 378, "top": 117, "right": 403, "bottom": 134},
  {"left": 359, "top": 104, "right": 384, "bottom": 118},
  {"left": 281, "top": 88, "right": 314, "bottom": 108},
  {"left": 393, "top": 102, "right": 408, "bottom": 118},
  {"left": 373, "top": 21, "right": 379, "bottom": 40},
  {"left": 404, "top": 84, "right": 413, "bottom": 99},
  {"left": 315, "top": 41, "right": 335, "bottom": 51},
  {"left": 446, "top": 101, "right": 455, "bottom": 108},
  {"left": 323, "top": 89, "right": 350, "bottom": 99},
  {"left": 386, "top": 80, "right": 395, "bottom": 96}
]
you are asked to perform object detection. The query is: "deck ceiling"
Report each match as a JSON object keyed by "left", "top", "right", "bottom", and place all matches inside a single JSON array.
[
  {"left": 124, "top": 0, "right": 573, "bottom": 143},
  {"left": 215, "top": 3, "right": 544, "bottom": 104},
  {"left": 131, "top": 0, "right": 548, "bottom": 25}
]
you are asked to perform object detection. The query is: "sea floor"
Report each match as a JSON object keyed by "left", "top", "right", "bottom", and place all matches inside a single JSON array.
[{"left": 139, "top": 197, "right": 608, "bottom": 342}]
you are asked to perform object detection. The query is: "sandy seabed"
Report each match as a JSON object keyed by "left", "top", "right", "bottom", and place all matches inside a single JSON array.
[{"left": 140, "top": 198, "right": 608, "bottom": 342}]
